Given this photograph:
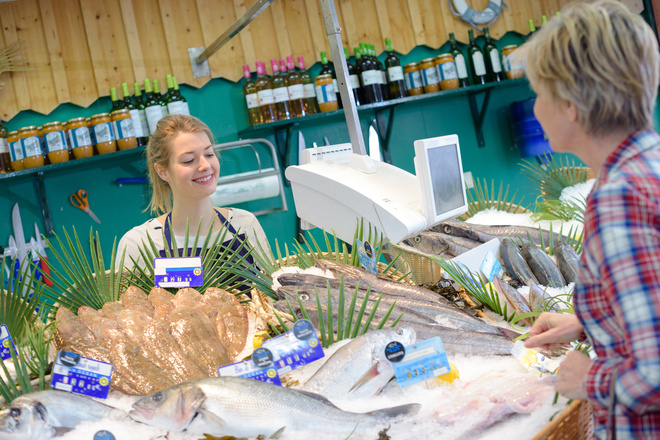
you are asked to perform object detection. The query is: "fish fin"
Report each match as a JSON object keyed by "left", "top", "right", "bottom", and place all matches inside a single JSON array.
[
  {"left": 184, "top": 408, "right": 227, "bottom": 435},
  {"left": 368, "top": 403, "right": 421, "bottom": 419},
  {"left": 53, "top": 427, "right": 73, "bottom": 437},
  {"left": 176, "top": 385, "right": 206, "bottom": 429},
  {"left": 269, "top": 426, "right": 286, "bottom": 439},
  {"left": 348, "top": 362, "right": 382, "bottom": 393},
  {"left": 295, "top": 390, "right": 342, "bottom": 408},
  {"left": 497, "top": 328, "right": 523, "bottom": 340}
]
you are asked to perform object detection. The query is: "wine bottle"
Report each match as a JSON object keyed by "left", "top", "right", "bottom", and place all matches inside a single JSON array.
[
  {"left": 171, "top": 77, "right": 190, "bottom": 115},
  {"left": 483, "top": 27, "right": 504, "bottom": 82},
  {"left": 285, "top": 56, "right": 306, "bottom": 117},
  {"left": 255, "top": 61, "right": 278, "bottom": 123},
  {"left": 528, "top": 19, "right": 537, "bottom": 39},
  {"left": 152, "top": 79, "right": 169, "bottom": 116},
  {"left": 243, "top": 65, "right": 262, "bottom": 125},
  {"left": 344, "top": 47, "right": 362, "bottom": 106},
  {"left": 121, "top": 82, "right": 147, "bottom": 146},
  {"left": 0, "top": 121, "right": 10, "bottom": 172},
  {"left": 143, "top": 79, "right": 164, "bottom": 134},
  {"left": 384, "top": 38, "right": 405, "bottom": 99},
  {"left": 319, "top": 51, "right": 341, "bottom": 108},
  {"left": 297, "top": 56, "right": 318, "bottom": 115},
  {"left": 110, "top": 87, "right": 123, "bottom": 112},
  {"left": 359, "top": 45, "right": 383, "bottom": 104},
  {"left": 467, "top": 30, "right": 487, "bottom": 85},
  {"left": 133, "top": 83, "right": 151, "bottom": 139},
  {"left": 164, "top": 74, "right": 174, "bottom": 101},
  {"left": 165, "top": 76, "right": 188, "bottom": 115},
  {"left": 449, "top": 33, "right": 469, "bottom": 88},
  {"left": 371, "top": 44, "right": 388, "bottom": 100},
  {"left": 271, "top": 59, "right": 292, "bottom": 120},
  {"left": 541, "top": 15, "right": 548, "bottom": 28}
]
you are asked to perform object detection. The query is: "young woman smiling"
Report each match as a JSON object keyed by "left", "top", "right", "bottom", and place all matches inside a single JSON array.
[{"left": 118, "top": 115, "right": 269, "bottom": 271}]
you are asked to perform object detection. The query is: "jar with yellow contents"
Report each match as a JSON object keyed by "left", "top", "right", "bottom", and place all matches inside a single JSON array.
[
  {"left": 403, "top": 63, "right": 424, "bottom": 96},
  {"left": 435, "top": 54, "right": 460, "bottom": 91},
  {"left": 42, "top": 121, "right": 69, "bottom": 164},
  {"left": 110, "top": 109, "right": 137, "bottom": 150},
  {"left": 91, "top": 113, "right": 116, "bottom": 155},
  {"left": 502, "top": 45, "right": 524, "bottom": 79},
  {"left": 314, "top": 74, "right": 338, "bottom": 113},
  {"left": 420, "top": 58, "right": 440, "bottom": 93},
  {"left": 8, "top": 131, "right": 22, "bottom": 171},
  {"left": 19, "top": 126, "right": 45, "bottom": 169},
  {"left": 67, "top": 117, "right": 94, "bottom": 159}
]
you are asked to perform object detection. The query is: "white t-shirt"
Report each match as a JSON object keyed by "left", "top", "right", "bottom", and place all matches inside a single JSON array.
[{"left": 117, "top": 208, "right": 269, "bottom": 271}]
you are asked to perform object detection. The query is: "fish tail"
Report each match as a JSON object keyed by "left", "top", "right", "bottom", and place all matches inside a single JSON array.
[{"left": 368, "top": 403, "right": 421, "bottom": 419}]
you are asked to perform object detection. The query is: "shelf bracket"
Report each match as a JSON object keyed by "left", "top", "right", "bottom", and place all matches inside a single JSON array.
[
  {"left": 467, "top": 88, "right": 493, "bottom": 148},
  {"left": 274, "top": 123, "right": 297, "bottom": 186},
  {"left": 374, "top": 106, "right": 396, "bottom": 163},
  {"left": 33, "top": 172, "right": 54, "bottom": 236}
]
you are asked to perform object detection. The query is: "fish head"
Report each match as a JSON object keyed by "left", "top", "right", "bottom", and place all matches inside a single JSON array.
[
  {"left": 371, "top": 325, "right": 416, "bottom": 361},
  {"left": 0, "top": 397, "right": 55, "bottom": 440},
  {"left": 129, "top": 383, "right": 206, "bottom": 432},
  {"left": 402, "top": 232, "right": 449, "bottom": 256}
]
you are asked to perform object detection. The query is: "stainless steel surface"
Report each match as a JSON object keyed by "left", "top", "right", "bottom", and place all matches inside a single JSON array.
[
  {"left": 189, "top": 47, "right": 211, "bottom": 79},
  {"left": 319, "top": 0, "right": 366, "bottom": 156},
  {"left": 193, "top": 0, "right": 275, "bottom": 66}
]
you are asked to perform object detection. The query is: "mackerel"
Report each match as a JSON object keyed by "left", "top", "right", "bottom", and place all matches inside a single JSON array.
[
  {"left": 401, "top": 230, "right": 479, "bottom": 256},
  {"left": 553, "top": 241, "right": 580, "bottom": 285},
  {"left": 500, "top": 238, "right": 539, "bottom": 285},
  {"left": 521, "top": 243, "right": 566, "bottom": 288},
  {"left": 436, "top": 220, "right": 558, "bottom": 246}
]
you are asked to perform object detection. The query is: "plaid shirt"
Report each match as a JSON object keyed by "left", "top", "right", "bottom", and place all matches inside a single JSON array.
[{"left": 575, "top": 130, "right": 660, "bottom": 439}]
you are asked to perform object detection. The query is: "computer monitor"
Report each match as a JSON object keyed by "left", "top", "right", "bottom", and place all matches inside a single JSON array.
[{"left": 413, "top": 134, "right": 468, "bottom": 225}]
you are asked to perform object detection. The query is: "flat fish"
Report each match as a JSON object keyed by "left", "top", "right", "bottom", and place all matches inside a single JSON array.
[
  {"left": 198, "top": 287, "right": 249, "bottom": 360},
  {"left": 116, "top": 309, "right": 152, "bottom": 345},
  {"left": 169, "top": 308, "right": 230, "bottom": 376},
  {"left": 110, "top": 340, "right": 174, "bottom": 395},
  {"left": 553, "top": 241, "right": 580, "bottom": 285},
  {"left": 122, "top": 286, "right": 154, "bottom": 316},
  {"left": 77, "top": 306, "right": 124, "bottom": 349},
  {"left": 56, "top": 307, "right": 95, "bottom": 346},
  {"left": 148, "top": 287, "right": 174, "bottom": 309},
  {"left": 500, "top": 238, "right": 538, "bottom": 285},
  {"left": 142, "top": 317, "right": 207, "bottom": 383},
  {"left": 100, "top": 301, "right": 124, "bottom": 319},
  {"left": 521, "top": 243, "right": 566, "bottom": 288},
  {"left": 173, "top": 287, "right": 202, "bottom": 309}
]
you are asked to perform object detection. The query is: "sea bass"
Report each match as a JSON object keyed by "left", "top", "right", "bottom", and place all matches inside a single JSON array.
[
  {"left": 303, "top": 327, "right": 416, "bottom": 399},
  {"left": 521, "top": 243, "right": 566, "bottom": 288},
  {"left": 553, "top": 241, "right": 580, "bottom": 285},
  {"left": 0, "top": 390, "right": 124, "bottom": 440},
  {"left": 129, "top": 377, "right": 420, "bottom": 438},
  {"left": 500, "top": 238, "right": 538, "bottom": 285}
]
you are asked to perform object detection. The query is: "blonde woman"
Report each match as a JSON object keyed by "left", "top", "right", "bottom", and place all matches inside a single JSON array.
[
  {"left": 118, "top": 115, "right": 269, "bottom": 275},
  {"left": 521, "top": 1, "right": 660, "bottom": 438}
]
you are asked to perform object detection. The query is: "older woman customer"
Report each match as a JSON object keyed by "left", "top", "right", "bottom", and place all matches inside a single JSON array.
[{"left": 521, "top": 1, "right": 660, "bottom": 438}]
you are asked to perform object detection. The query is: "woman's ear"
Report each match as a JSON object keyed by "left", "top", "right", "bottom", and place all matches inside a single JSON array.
[
  {"left": 566, "top": 100, "right": 578, "bottom": 123},
  {"left": 154, "top": 163, "right": 169, "bottom": 182}
]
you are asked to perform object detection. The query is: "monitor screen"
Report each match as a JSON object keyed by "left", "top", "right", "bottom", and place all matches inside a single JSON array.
[{"left": 428, "top": 144, "right": 465, "bottom": 215}]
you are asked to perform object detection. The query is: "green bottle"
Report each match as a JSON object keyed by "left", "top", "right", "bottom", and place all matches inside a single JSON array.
[
  {"left": 384, "top": 38, "right": 405, "bottom": 99},
  {"left": 344, "top": 47, "right": 361, "bottom": 105},
  {"left": 121, "top": 82, "right": 147, "bottom": 145},
  {"left": 449, "top": 33, "right": 469, "bottom": 88},
  {"left": 172, "top": 77, "right": 190, "bottom": 115},
  {"left": 483, "top": 27, "right": 503, "bottom": 82},
  {"left": 133, "top": 82, "right": 151, "bottom": 139},
  {"left": 467, "top": 29, "right": 487, "bottom": 85},
  {"left": 528, "top": 19, "right": 537, "bottom": 39},
  {"left": 152, "top": 79, "right": 169, "bottom": 118},
  {"left": 109, "top": 87, "right": 123, "bottom": 112},
  {"left": 143, "top": 79, "right": 163, "bottom": 135},
  {"left": 166, "top": 76, "right": 188, "bottom": 115}
]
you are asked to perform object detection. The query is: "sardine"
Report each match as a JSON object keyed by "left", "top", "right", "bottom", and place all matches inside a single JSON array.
[
  {"left": 493, "top": 276, "right": 532, "bottom": 323},
  {"left": 521, "top": 243, "right": 566, "bottom": 288},
  {"left": 553, "top": 241, "right": 580, "bottom": 285},
  {"left": 0, "top": 390, "right": 125, "bottom": 439},
  {"left": 500, "top": 238, "right": 538, "bottom": 285},
  {"left": 437, "top": 220, "right": 558, "bottom": 247},
  {"left": 401, "top": 231, "right": 479, "bottom": 256},
  {"left": 129, "top": 377, "right": 420, "bottom": 437},
  {"left": 303, "top": 327, "right": 416, "bottom": 399}
]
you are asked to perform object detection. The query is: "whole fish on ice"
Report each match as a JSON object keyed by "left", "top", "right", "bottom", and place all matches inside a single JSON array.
[{"left": 129, "top": 377, "right": 420, "bottom": 438}]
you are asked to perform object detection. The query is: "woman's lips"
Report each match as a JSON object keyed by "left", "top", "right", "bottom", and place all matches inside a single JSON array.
[{"left": 193, "top": 174, "right": 214, "bottom": 184}]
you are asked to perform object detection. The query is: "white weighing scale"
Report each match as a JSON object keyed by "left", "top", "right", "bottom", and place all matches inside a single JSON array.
[{"left": 285, "top": 134, "right": 469, "bottom": 244}]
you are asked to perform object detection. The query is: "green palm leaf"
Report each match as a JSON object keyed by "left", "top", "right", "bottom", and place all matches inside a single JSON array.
[
  {"left": 520, "top": 155, "right": 591, "bottom": 201},
  {"left": 0, "top": 256, "right": 44, "bottom": 342},
  {"left": 465, "top": 178, "right": 528, "bottom": 219}
]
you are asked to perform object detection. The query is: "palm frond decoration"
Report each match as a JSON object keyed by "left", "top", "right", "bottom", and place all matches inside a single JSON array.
[
  {"left": 520, "top": 155, "right": 593, "bottom": 201},
  {"left": 40, "top": 227, "right": 125, "bottom": 315},
  {"left": 0, "top": 255, "right": 44, "bottom": 342},
  {"left": 531, "top": 197, "right": 586, "bottom": 224},
  {"left": 464, "top": 178, "right": 529, "bottom": 219}
]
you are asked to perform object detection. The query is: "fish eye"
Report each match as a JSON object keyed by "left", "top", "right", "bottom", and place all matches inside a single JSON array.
[
  {"left": 300, "top": 294, "right": 309, "bottom": 301},
  {"left": 396, "top": 328, "right": 404, "bottom": 335},
  {"left": 152, "top": 392, "right": 163, "bottom": 402},
  {"left": 414, "top": 236, "right": 421, "bottom": 243},
  {"left": 443, "top": 226, "right": 451, "bottom": 234},
  {"left": 10, "top": 408, "right": 20, "bottom": 418}
]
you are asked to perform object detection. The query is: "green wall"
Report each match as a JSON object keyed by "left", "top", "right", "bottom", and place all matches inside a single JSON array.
[{"left": 2, "top": 33, "right": 659, "bottom": 267}]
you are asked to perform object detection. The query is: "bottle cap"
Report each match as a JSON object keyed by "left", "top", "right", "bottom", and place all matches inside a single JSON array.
[{"left": 297, "top": 56, "right": 306, "bottom": 69}]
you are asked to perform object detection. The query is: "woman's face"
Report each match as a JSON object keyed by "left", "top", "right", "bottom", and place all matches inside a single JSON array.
[{"left": 156, "top": 131, "right": 219, "bottom": 203}]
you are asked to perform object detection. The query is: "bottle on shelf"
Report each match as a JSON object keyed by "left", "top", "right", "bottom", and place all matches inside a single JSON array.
[
  {"left": 133, "top": 82, "right": 151, "bottom": 139},
  {"left": 243, "top": 65, "right": 262, "bottom": 126},
  {"left": 541, "top": 15, "right": 548, "bottom": 28},
  {"left": 171, "top": 77, "right": 190, "bottom": 115},
  {"left": 121, "top": 82, "right": 147, "bottom": 146},
  {"left": 358, "top": 43, "right": 383, "bottom": 104},
  {"left": 110, "top": 87, "right": 123, "bottom": 112},
  {"left": 271, "top": 59, "right": 292, "bottom": 120},
  {"left": 143, "top": 78, "right": 165, "bottom": 135},
  {"left": 0, "top": 121, "right": 10, "bottom": 173},
  {"left": 319, "top": 51, "right": 341, "bottom": 108},
  {"left": 528, "top": 19, "right": 537, "bottom": 39},
  {"left": 449, "top": 33, "right": 470, "bottom": 88},
  {"left": 372, "top": 43, "right": 389, "bottom": 100},
  {"left": 255, "top": 61, "right": 278, "bottom": 123},
  {"left": 297, "top": 56, "right": 319, "bottom": 115},
  {"left": 164, "top": 74, "right": 175, "bottom": 102},
  {"left": 483, "top": 27, "right": 504, "bottom": 82},
  {"left": 165, "top": 75, "right": 188, "bottom": 115},
  {"left": 467, "top": 29, "right": 487, "bottom": 85},
  {"left": 152, "top": 79, "right": 169, "bottom": 117},
  {"left": 285, "top": 56, "right": 306, "bottom": 118},
  {"left": 344, "top": 47, "right": 362, "bottom": 106},
  {"left": 384, "top": 38, "right": 405, "bottom": 99}
]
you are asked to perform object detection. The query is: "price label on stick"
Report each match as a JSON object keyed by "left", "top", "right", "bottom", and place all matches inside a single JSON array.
[
  {"left": 218, "top": 348, "right": 282, "bottom": 386},
  {"left": 262, "top": 319, "right": 324, "bottom": 375},
  {"left": 51, "top": 350, "right": 113, "bottom": 399},
  {"left": 0, "top": 325, "right": 17, "bottom": 361},
  {"left": 392, "top": 337, "right": 451, "bottom": 388}
]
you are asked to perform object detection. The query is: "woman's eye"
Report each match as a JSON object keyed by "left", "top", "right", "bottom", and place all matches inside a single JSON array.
[{"left": 182, "top": 159, "right": 194, "bottom": 164}]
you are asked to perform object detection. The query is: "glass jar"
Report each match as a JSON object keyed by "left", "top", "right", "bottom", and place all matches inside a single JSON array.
[
  {"left": 420, "top": 58, "right": 440, "bottom": 93},
  {"left": 90, "top": 113, "right": 116, "bottom": 155},
  {"left": 19, "top": 126, "right": 44, "bottom": 169},
  {"left": 502, "top": 45, "right": 524, "bottom": 79},
  {"left": 110, "top": 109, "right": 137, "bottom": 150},
  {"left": 314, "top": 74, "right": 338, "bottom": 113},
  {"left": 8, "top": 131, "right": 22, "bottom": 171},
  {"left": 42, "top": 121, "right": 69, "bottom": 164},
  {"left": 435, "top": 54, "right": 460, "bottom": 91},
  {"left": 403, "top": 63, "right": 424, "bottom": 96},
  {"left": 67, "top": 117, "right": 94, "bottom": 159}
]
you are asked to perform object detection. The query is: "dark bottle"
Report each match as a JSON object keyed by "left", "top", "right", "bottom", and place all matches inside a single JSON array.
[
  {"left": 0, "top": 121, "right": 10, "bottom": 172},
  {"left": 271, "top": 58, "right": 292, "bottom": 120},
  {"left": 110, "top": 87, "right": 123, "bottom": 112},
  {"left": 243, "top": 64, "right": 262, "bottom": 125},
  {"left": 255, "top": 61, "right": 278, "bottom": 123},
  {"left": 143, "top": 79, "right": 164, "bottom": 135},
  {"left": 467, "top": 29, "right": 487, "bottom": 85},
  {"left": 358, "top": 44, "right": 384, "bottom": 104},
  {"left": 319, "top": 51, "right": 341, "bottom": 108},
  {"left": 449, "top": 33, "right": 469, "bottom": 88},
  {"left": 297, "top": 56, "right": 319, "bottom": 115},
  {"left": 344, "top": 47, "right": 361, "bottom": 106},
  {"left": 384, "top": 38, "right": 405, "bottom": 99},
  {"left": 121, "top": 82, "right": 147, "bottom": 146},
  {"left": 483, "top": 27, "right": 504, "bottom": 82},
  {"left": 152, "top": 79, "right": 169, "bottom": 116},
  {"left": 133, "top": 82, "right": 151, "bottom": 139}
]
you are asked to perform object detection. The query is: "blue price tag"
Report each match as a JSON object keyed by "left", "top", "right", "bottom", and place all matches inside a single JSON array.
[
  {"left": 218, "top": 356, "right": 282, "bottom": 386},
  {"left": 262, "top": 319, "right": 324, "bottom": 374},
  {"left": 480, "top": 250, "right": 504, "bottom": 283},
  {"left": 154, "top": 256, "right": 203, "bottom": 288},
  {"left": 393, "top": 337, "right": 451, "bottom": 388},
  {"left": 357, "top": 239, "right": 378, "bottom": 276},
  {"left": 51, "top": 350, "right": 113, "bottom": 399},
  {"left": 0, "top": 325, "right": 17, "bottom": 361}
]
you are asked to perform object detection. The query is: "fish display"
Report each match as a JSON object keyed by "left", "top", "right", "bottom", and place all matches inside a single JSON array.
[
  {"left": 0, "top": 390, "right": 125, "bottom": 439},
  {"left": 303, "top": 327, "right": 416, "bottom": 399},
  {"left": 435, "top": 220, "right": 558, "bottom": 247},
  {"left": 553, "top": 241, "right": 581, "bottom": 284},
  {"left": 129, "top": 377, "right": 421, "bottom": 438},
  {"left": 521, "top": 243, "right": 566, "bottom": 288},
  {"left": 500, "top": 238, "right": 539, "bottom": 285},
  {"left": 55, "top": 286, "right": 265, "bottom": 395},
  {"left": 401, "top": 230, "right": 479, "bottom": 258}
]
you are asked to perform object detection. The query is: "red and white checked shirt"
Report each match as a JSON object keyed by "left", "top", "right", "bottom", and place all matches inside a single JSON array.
[{"left": 575, "top": 130, "right": 660, "bottom": 439}]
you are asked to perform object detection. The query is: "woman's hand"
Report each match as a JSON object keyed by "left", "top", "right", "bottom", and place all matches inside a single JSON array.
[
  {"left": 524, "top": 313, "right": 584, "bottom": 350},
  {"left": 557, "top": 350, "right": 591, "bottom": 400}
]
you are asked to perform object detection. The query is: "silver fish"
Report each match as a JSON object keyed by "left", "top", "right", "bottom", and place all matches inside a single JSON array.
[
  {"left": 407, "top": 322, "right": 515, "bottom": 356},
  {"left": 402, "top": 231, "right": 478, "bottom": 257},
  {"left": 553, "top": 241, "right": 580, "bottom": 285},
  {"left": 437, "top": 220, "right": 558, "bottom": 246},
  {"left": 500, "top": 238, "right": 539, "bottom": 285},
  {"left": 493, "top": 276, "right": 532, "bottom": 323},
  {"left": 129, "top": 377, "right": 420, "bottom": 438},
  {"left": 303, "top": 327, "right": 416, "bottom": 399},
  {"left": 0, "top": 390, "right": 124, "bottom": 440},
  {"left": 521, "top": 243, "right": 566, "bottom": 288},
  {"left": 528, "top": 280, "right": 560, "bottom": 312}
]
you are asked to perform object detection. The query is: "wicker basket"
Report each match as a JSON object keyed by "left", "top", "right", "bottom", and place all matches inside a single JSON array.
[
  {"left": 532, "top": 400, "right": 594, "bottom": 440},
  {"left": 384, "top": 243, "right": 444, "bottom": 286}
]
